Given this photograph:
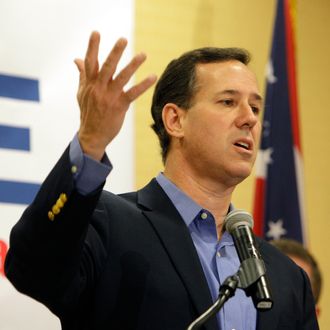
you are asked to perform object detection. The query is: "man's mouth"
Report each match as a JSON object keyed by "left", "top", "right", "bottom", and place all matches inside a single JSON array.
[{"left": 234, "top": 142, "right": 250, "bottom": 150}]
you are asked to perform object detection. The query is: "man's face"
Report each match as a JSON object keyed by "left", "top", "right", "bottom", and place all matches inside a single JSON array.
[{"left": 179, "top": 60, "right": 262, "bottom": 186}]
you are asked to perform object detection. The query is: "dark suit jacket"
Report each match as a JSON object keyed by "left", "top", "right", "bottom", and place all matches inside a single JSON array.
[{"left": 5, "top": 147, "right": 318, "bottom": 330}]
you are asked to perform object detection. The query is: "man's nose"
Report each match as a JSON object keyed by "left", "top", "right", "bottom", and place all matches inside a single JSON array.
[{"left": 235, "top": 102, "right": 259, "bottom": 129}]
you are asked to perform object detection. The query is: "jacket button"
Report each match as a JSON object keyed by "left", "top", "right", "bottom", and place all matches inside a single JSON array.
[
  {"left": 52, "top": 205, "right": 60, "bottom": 215},
  {"left": 60, "top": 193, "right": 67, "bottom": 203},
  {"left": 48, "top": 211, "right": 55, "bottom": 221}
]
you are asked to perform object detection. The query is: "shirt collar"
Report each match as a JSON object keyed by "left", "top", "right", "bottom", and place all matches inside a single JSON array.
[
  {"left": 156, "top": 173, "right": 234, "bottom": 228},
  {"left": 156, "top": 173, "right": 202, "bottom": 227}
]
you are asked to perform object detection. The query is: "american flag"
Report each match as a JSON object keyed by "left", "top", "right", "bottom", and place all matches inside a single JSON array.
[{"left": 253, "top": 0, "right": 306, "bottom": 244}]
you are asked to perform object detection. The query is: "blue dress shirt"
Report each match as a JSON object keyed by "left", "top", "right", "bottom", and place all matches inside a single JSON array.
[
  {"left": 155, "top": 173, "right": 257, "bottom": 330},
  {"left": 69, "top": 135, "right": 257, "bottom": 329}
]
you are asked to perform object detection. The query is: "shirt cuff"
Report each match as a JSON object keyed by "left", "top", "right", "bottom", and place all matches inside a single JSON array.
[{"left": 69, "top": 134, "right": 112, "bottom": 195}]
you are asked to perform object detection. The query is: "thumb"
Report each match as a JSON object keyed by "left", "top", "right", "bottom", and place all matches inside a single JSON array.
[
  {"left": 74, "top": 58, "right": 86, "bottom": 86},
  {"left": 74, "top": 58, "right": 84, "bottom": 73}
]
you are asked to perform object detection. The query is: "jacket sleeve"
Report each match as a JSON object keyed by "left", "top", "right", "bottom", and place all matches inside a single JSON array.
[{"left": 4, "top": 146, "right": 106, "bottom": 320}]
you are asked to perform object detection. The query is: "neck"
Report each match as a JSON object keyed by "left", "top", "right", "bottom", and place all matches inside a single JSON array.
[{"left": 164, "top": 158, "right": 236, "bottom": 237}]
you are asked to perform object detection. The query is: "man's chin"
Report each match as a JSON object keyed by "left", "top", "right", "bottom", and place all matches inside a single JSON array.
[{"left": 225, "top": 167, "right": 252, "bottom": 185}]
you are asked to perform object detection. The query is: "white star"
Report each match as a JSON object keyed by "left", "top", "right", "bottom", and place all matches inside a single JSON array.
[
  {"left": 262, "top": 120, "right": 271, "bottom": 138},
  {"left": 266, "top": 60, "right": 277, "bottom": 84},
  {"left": 255, "top": 148, "right": 273, "bottom": 178},
  {"left": 266, "top": 219, "right": 287, "bottom": 240}
]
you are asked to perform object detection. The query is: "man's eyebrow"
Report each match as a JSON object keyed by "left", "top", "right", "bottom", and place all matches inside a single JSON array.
[
  {"left": 216, "top": 89, "right": 263, "bottom": 102},
  {"left": 252, "top": 93, "right": 263, "bottom": 102}
]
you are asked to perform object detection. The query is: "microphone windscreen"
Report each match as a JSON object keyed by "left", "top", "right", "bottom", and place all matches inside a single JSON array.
[{"left": 224, "top": 209, "right": 254, "bottom": 233}]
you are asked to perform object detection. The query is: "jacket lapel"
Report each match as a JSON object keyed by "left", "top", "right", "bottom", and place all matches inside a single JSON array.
[{"left": 137, "top": 179, "right": 218, "bottom": 330}]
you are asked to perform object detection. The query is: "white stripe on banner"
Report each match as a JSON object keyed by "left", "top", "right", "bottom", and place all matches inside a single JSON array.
[
  {"left": 0, "top": 1, "right": 134, "bottom": 329},
  {"left": 294, "top": 146, "right": 308, "bottom": 244}
]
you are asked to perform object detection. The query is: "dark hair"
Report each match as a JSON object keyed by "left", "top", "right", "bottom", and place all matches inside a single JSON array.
[
  {"left": 271, "top": 239, "right": 322, "bottom": 303},
  {"left": 151, "top": 47, "right": 251, "bottom": 163}
]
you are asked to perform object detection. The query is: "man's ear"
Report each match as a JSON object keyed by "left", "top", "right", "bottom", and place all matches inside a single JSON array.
[{"left": 162, "top": 103, "right": 186, "bottom": 138}]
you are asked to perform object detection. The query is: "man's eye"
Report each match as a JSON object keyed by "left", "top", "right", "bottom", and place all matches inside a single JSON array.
[
  {"left": 251, "top": 106, "right": 260, "bottom": 115},
  {"left": 220, "top": 99, "right": 234, "bottom": 106}
]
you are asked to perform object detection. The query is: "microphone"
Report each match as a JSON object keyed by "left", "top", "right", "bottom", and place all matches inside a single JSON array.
[{"left": 224, "top": 209, "right": 273, "bottom": 310}]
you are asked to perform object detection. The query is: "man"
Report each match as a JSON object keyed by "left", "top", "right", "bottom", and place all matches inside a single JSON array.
[
  {"left": 271, "top": 239, "right": 322, "bottom": 316},
  {"left": 5, "top": 32, "right": 318, "bottom": 329}
]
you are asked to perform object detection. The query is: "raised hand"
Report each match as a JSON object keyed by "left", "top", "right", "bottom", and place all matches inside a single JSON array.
[{"left": 74, "top": 31, "right": 157, "bottom": 160}]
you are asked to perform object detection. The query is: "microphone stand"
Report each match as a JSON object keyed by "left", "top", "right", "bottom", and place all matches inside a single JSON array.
[
  {"left": 187, "top": 258, "right": 271, "bottom": 330},
  {"left": 186, "top": 275, "right": 239, "bottom": 330}
]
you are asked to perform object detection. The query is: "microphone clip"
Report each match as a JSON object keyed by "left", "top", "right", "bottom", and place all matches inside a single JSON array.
[
  {"left": 236, "top": 257, "right": 266, "bottom": 289},
  {"left": 236, "top": 258, "right": 273, "bottom": 310}
]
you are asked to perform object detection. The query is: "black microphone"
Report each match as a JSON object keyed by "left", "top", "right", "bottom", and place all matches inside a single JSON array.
[{"left": 224, "top": 209, "right": 273, "bottom": 310}]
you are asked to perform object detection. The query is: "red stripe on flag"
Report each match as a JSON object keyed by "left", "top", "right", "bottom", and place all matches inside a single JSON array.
[
  {"left": 253, "top": 178, "right": 265, "bottom": 236},
  {"left": 284, "top": 0, "right": 301, "bottom": 152}
]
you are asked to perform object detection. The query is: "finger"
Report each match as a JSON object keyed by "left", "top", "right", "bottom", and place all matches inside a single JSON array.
[
  {"left": 74, "top": 58, "right": 84, "bottom": 73},
  {"left": 124, "top": 74, "right": 157, "bottom": 103},
  {"left": 112, "top": 52, "right": 147, "bottom": 91},
  {"left": 74, "top": 58, "right": 85, "bottom": 80},
  {"left": 98, "top": 37, "right": 127, "bottom": 85},
  {"left": 74, "top": 58, "right": 87, "bottom": 96},
  {"left": 85, "top": 31, "right": 100, "bottom": 80}
]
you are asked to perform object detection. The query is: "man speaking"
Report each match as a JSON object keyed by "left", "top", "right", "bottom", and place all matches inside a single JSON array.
[{"left": 5, "top": 32, "right": 318, "bottom": 329}]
